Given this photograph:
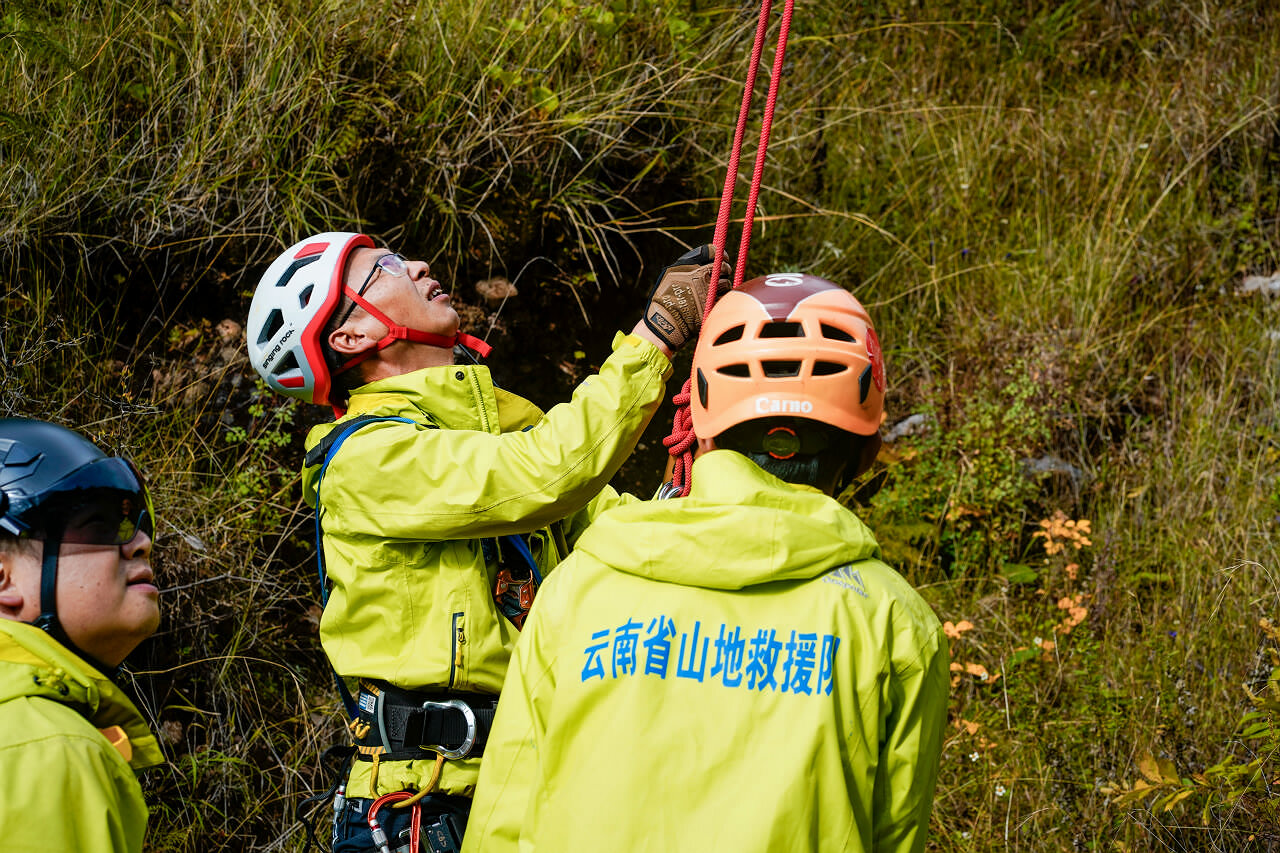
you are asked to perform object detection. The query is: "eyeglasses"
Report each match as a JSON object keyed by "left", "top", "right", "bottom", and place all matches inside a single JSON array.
[
  {"left": 20, "top": 457, "right": 155, "bottom": 547},
  {"left": 333, "top": 252, "right": 409, "bottom": 328}
]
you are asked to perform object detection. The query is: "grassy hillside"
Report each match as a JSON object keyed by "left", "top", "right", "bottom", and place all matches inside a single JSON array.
[{"left": 3, "top": 0, "right": 1279, "bottom": 849}]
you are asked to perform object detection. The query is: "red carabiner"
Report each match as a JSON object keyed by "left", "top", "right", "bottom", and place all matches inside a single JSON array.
[{"left": 368, "top": 791, "right": 422, "bottom": 853}]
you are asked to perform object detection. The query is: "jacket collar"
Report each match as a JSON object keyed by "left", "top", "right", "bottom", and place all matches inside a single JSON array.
[
  {"left": 0, "top": 620, "right": 164, "bottom": 770},
  {"left": 344, "top": 364, "right": 545, "bottom": 434}
]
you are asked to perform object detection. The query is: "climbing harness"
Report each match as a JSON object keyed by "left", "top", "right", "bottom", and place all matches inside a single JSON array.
[
  {"left": 350, "top": 681, "right": 498, "bottom": 763},
  {"left": 663, "top": 0, "right": 797, "bottom": 496}
]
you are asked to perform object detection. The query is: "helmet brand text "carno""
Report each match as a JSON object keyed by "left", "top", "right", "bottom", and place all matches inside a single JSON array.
[{"left": 755, "top": 397, "right": 813, "bottom": 414}]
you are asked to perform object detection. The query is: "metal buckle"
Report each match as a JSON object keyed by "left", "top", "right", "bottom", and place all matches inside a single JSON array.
[{"left": 420, "top": 699, "right": 476, "bottom": 760}]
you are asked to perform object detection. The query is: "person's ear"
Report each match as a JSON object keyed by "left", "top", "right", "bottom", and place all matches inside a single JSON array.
[
  {"left": 0, "top": 557, "right": 29, "bottom": 615},
  {"left": 328, "top": 324, "right": 378, "bottom": 358}
]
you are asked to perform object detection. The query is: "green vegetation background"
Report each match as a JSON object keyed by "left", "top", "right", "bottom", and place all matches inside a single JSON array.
[{"left": 3, "top": 0, "right": 1279, "bottom": 849}]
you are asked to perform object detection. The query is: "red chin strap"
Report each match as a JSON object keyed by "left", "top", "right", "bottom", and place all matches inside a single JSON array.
[{"left": 336, "top": 286, "right": 493, "bottom": 374}]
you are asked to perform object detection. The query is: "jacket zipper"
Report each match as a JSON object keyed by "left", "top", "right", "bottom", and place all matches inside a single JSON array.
[
  {"left": 467, "top": 371, "right": 492, "bottom": 434},
  {"left": 449, "top": 611, "right": 465, "bottom": 688}
]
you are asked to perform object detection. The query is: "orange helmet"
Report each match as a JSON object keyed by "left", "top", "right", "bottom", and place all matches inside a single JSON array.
[{"left": 690, "top": 273, "right": 885, "bottom": 440}]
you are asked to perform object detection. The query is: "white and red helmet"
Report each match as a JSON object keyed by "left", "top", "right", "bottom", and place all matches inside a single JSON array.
[
  {"left": 691, "top": 273, "right": 885, "bottom": 439},
  {"left": 248, "top": 232, "right": 492, "bottom": 406},
  {"left": 248, "top": 232, "right": 371, "bottom": 405}
]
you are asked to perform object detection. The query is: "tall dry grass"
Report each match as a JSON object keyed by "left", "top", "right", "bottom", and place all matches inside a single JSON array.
[{"left": 3, "top": 0, "right": 1279, "bottom": 849}]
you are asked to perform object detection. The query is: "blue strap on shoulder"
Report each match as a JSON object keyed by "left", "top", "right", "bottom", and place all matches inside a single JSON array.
[
  {"left": 311, "top": 416, "right": 418, "bottom": 605},
  {"left": 309, "top": 415, "right": 418, "bottom": 719}
]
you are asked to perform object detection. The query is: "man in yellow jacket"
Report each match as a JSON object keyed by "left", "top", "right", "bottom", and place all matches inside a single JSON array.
[
  {"left": 247, "top": 234, "right": 726, "bottom": 850},
  {"left": 0, "top": 418, "right": 165, "bottom": 852},
  {"left": 466, "top": 273, "right": 950, "bottom": 853}
]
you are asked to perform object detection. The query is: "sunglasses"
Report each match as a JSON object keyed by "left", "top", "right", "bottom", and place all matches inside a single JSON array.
[
  {"left": 22, "top": 457, "right": 155, "bottom": 547},
  {"left": 333, "top": 252, "right": 409, "bottom": 328},
  {"left": 60, "top": 490, "right": 154, "bottom": 546}
]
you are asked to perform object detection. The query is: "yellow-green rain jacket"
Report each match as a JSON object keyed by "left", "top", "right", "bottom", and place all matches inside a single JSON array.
[
  {"left": 0, "top": 620, "right": 164, "bottom": 852},
  {"left": 300, "top": 333, "right": 670, "bottom": 799},
  {"left": 465, "top": 450, "right": 950, "bottom": 853}
]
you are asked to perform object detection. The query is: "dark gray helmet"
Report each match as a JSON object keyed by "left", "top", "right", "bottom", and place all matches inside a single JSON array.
[{"left": 0, "top": 419, "right": 153, "bottom": 655}]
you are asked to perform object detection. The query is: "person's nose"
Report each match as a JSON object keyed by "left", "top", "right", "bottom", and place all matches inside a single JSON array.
[
  {"left": 406, "top": 259, "right": 430, "bottom": 280},
  {"left": 121, "top": 530, "right": 153, "bottom": 561}
]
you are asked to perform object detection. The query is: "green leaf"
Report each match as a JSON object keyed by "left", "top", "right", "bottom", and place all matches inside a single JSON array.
[
  {"left": 530, "top": 85, "right": 560, "bottom": 114},
  {"left": 1156, "top": 788, "right": 1194, "bottom": 812},
  {"left": 1000, "top": 563, "right": 1039, "bottom": 584},
  {"left": 1006, "top": 647, "right": 1041, "bottom": 669},
  {"left": 484, "top": 65, "right": 523, "bottom": 88}
]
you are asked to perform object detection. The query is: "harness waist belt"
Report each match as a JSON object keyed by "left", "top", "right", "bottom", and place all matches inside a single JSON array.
[{"left": 354, "top": 682, "right": 498, "bottom": 762}]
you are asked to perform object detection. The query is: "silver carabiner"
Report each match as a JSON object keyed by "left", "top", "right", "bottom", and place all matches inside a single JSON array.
[{"left": 420, "top": 699, "right": 477, "bottom": 760}]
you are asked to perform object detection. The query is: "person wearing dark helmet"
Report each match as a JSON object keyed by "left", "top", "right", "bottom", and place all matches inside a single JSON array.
[
  {"left": 246, "top": 233, "right": 728, "bottom": 850},
  {"left": 0, "top": 418, "right": 164, "bottom": 852},
  {"left": 465, "top": 273, "right": 950, "bottom": 853}
]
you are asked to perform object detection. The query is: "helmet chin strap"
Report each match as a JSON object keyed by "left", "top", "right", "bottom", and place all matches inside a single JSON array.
[
  {"left": 336, "top": 287, "right": 493, "bottom": 374},
  {"left": 32, "top": 529, "right": 61, "bottom": 638}
]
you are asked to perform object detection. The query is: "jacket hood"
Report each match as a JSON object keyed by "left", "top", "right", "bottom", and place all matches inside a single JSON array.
[
  {"left": 573, "top": 450, "right": 882, "bottom": 590},
  {"left": 0, "top": 620, "right": 164, "bottom": 770}
]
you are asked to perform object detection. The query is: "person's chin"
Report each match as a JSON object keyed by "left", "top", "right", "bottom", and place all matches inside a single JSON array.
[
  {"left": 125, "top": 588, "right": 162, "bottom": 628},
  {"left": 134, "top": 606, "right": 162, "bottom": 641}
]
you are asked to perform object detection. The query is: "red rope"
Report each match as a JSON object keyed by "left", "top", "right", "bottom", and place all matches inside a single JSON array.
[
  {"left": 736, "top": 0, "right": 796, "bottom": 288},
  {"left": 663, "top": 0, "right": 796, "bottom": 496}
]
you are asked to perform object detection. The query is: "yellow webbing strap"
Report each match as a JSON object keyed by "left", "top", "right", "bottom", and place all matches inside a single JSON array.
[{"left": 391, "top": 754, "right": 447, "bottom": 808}]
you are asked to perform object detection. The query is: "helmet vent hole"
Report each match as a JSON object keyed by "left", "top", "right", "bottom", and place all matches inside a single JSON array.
[
  {"left": 762, "top": 360, "right": 801, "bottom": 378},
  {"left": 259, "top": 309, "right": 284, "bottom": 346},
  {"left": 821, "top": 323, "right": 856, "bottom": 342},
  {"left": 713, "top": 326, "right": 745, "bottom": 345},
  {"left": 859, "top": 365, "right": 873, "bottom": 403},
  {"left": 298, "top": 284, "right": 314, "bottom": 309},
  {"left": 760, "top": 322, "right": 803, "bottom": 339},
  {"left": 716, "top": 364, "right": 751, "bottom": 378},
  {"left": 696, "top": 368, "right": 709, "bottom": 408},
  {"left": 813, "top": 361, "right": 847, "bottom": 376},
  {"left": 275, "top": 350, "right": 301, "bottom": 376}
]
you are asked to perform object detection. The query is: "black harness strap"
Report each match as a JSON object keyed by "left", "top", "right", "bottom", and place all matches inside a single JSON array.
[{"left": 353, "top": 682, "right": 498, "bottom": 761}]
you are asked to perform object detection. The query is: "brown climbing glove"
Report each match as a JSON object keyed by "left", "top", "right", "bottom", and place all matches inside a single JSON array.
[{"left": 642, "top": 244, "right": 733, "bottom": 350}]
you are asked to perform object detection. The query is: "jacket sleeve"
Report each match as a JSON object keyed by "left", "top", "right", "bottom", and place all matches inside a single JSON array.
[
  {"left": 462, "top": 562, "right": 569, "bottom": 853},
  {"left": 0, "top": 732, "right": 147, "bottom": 852},
  {"left": 870, "top": 622, "right": 950, "bottom": 853},
  {"left": 324, "top": 334, "right": 669, "bottom": 541}
]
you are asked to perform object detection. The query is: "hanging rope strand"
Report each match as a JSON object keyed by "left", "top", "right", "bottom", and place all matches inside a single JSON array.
[
  {"left": 734, "top": 0, "right": 796, "bottom": 289},
  {"left": 709, "top": 0, "right": 776, "bottom": 290},
  {"left": 664, "top": 0, "right": 796, "bottom": 496}
]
